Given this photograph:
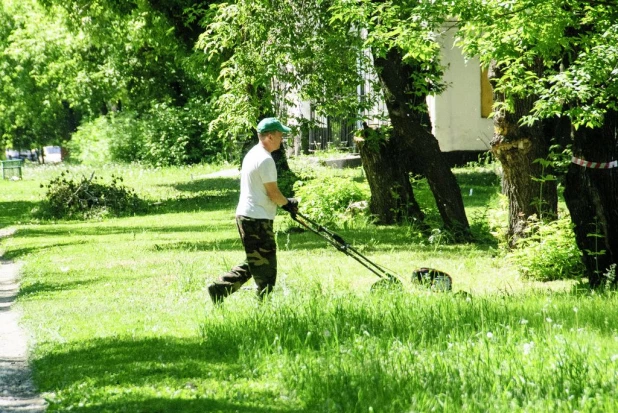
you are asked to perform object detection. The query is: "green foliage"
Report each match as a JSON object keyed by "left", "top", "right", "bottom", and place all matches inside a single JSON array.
[
  {"left": 197, "top": 0, "right": 453, "bottom": 137},
  {"left": 139, "top": 101, "right": 217, "bottom": 167},
  {"left": 511, "top": 215, "right": 585, "bottom": 282},
  {"left": 354, "top": 124, "right": 391, "bottom": 153},
  {"left": 0, "top": 0, "right": 214, "bottom": 161},
  {"left": 106, "top": 113, "right": 145, "bottom": 164},
  {"left": 66, "top": 115, "right": 142, "bottom": 165},
  {"left": 457, "top": 0, "right": 618, "bottom": 129},
  {"left": 277, "top": 169, "right": 300, "bottom": 199},
  {"left": 65, "top": 117, "right": 109, "bottom": 165},
  {"left": 195, "top": 0, "right": 370, "bottom": 136},
  {"left": 67, "top": 101, "right": 223, "bottom": 166},
  {"left": 330, "top": 0, "right": 448, "bottom": 95},
  {"left": 293, "top": 175, "right": 369, "bottom": 225},
  {"left": 276, "top": 161, "right": 317, "bottom": 198},
  {"left": 38, "top": 170, "right": 144, "bottom": 219},
  {"left": 44, "top": 0, "right": 206, "bottom": 115},
  {"left": 0, "top": 0, "right": 83, "bottom": 149},
  {"left": 465, "top": 151, "right": 494, "bottom": 168},
  {"left": 603, "top": 264, "right": 617, "bottom": 289}
]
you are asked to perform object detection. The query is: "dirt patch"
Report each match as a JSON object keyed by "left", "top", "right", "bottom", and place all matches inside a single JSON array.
[{"left": 0, "top": 229, "right": 47, "bottom": 412}]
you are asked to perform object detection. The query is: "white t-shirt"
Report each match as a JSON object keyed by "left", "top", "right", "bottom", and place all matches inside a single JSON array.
[{"left": 235, "top": 144, "right": 278, "bottom": 220}]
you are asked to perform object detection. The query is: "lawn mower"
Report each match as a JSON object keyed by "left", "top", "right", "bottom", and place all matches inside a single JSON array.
[{"left": 290, "top": 212, "right": 453, "bottom": 292}]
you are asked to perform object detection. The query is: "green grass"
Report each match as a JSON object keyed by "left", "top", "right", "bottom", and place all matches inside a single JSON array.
[{"left": 1, "top": 161, "right": 615, "bottom": 412}]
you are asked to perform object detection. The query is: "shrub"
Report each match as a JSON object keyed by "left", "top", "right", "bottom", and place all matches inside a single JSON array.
[
  {"left": 39, "top": 171, "right": 145, "bottom": 219},
  {"left": 65, "top": 117, "right": 115, "bottom": 164},
  {"left": 140, "top": 100, "right": 222, "bottom": 166},
  {"left": 66, "top": 113, "right": 144, "bottom": 165},
  {"left": 293, "top": 176, "right": 369, "bottom": 225},
  {"left": 140, "top": 104, "right": 196, "bottom": 166},
  {"left": 66, "top": 99, "right": 224, "bottom": 166},
  {"left": 277, "top": 161, "right": 317, "bottom": 197},
  {"left": 107, "top": 113, "right": 145, "bottom": 163},
  {"left": 510, "top": 215, "right": 585, "bottom": 281}
]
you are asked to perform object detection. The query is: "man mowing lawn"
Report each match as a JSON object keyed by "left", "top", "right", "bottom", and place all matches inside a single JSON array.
[{"left": 207, "top": 117, "right": 299, "bottom": 304}]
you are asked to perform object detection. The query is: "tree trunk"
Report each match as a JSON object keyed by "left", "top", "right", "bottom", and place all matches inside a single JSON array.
[
  {"left": 357, "top": 123, "right": 425, "bottom": 225},
  {"left": 489, "top": 62, "right": 558, "bottom": 246},
  {"left": 369, "top": 48, "right": 470, "bottom": 236},
  {"left": 563, "top": 110, "right": 618, "bottom": 287},
  {"left": 299, "top": 118, "right": 310, "bottom": 155}
]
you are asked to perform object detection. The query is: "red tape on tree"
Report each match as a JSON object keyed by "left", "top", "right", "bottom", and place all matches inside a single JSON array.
[{"left": 571, "top": 156, "right": 618, "bottom": 169}]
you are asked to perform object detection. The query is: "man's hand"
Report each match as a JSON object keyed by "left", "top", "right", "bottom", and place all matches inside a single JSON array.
[{"left": 281, "top": 198, "right": 299, "bottom": 215}]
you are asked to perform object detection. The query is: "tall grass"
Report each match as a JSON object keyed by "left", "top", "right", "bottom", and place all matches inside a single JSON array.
[{"left": 201, "top": 290, "right": 618, "bottom": 412}]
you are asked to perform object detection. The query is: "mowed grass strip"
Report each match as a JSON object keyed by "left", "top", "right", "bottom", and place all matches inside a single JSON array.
[{"left": 2, "top": 162, "right": 615, "bottom": 412}]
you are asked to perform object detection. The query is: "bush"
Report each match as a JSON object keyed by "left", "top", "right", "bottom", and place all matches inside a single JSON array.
[
  {"left": 277, "top": 161, "right": 317, "bottom": 197},
  {"left": 108, "top": 113, "right": 145, "bottom": 163},
  {"left": 510, "top": 215, "right": 585, "bottom": 281},
  {"left": 66, "top": 113, "right": 144, "bottom": 165},
  {"left": 66, "top": 99, "right": 225, "bottom": 166},
  {"left": 293, "top": 176, "right": 369, "bottom": 225},
  {"left": 38, "top": 171, "right": 145, "bottom": 219},
  {"left": 65, "top": 117, "right": 115, "bottom": 164},
  {"left": 140, "top": 103, "right": 199, "bottom": 166}
]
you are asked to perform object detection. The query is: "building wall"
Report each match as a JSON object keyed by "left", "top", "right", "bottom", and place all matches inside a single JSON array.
[{"left": 426, "top": 28, "right": 494, "bottom": 152}]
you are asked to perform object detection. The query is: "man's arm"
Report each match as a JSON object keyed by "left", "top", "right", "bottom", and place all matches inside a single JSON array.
[{"left": 264, "top": 181, "right": 289, "bottom": 206}]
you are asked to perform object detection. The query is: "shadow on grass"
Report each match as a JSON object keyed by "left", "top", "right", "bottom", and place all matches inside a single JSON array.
[
  {"left": 281, "top": 224, "right": 501, "bottom": 254},
  {"left": 150, "top": 238, "right": 240, "bottom": 252},
  {"left": 151, "top": 177, "right": 239, "bottom": 215},
  {"left": 171, "top": 177, "right": 239, "bottom": 194},
  {"left": 148, "top": 193, "right": 237, "bottom": 215},
  {"left": 0, "top": 200, "right": 39, "bottom": 229},
  {"left": 34, "top": 336, "right": 305, "bottom": 413},
  {"left": 2, "top": 225, "right": 239, "bottom": 261},
  {"left": 13, "top": 224, "right": 225, "bottom": 238},
  {"left": 149, "top": 232, "right": 331, "bottom": 253},
  {"left": 0, "top": 241, "right": 87, "bottom": 261},
  {"left": 18, "top": 278, "right": 102, "bottom": 300},
  {"left": 457, "top": 170, "right": 501, "bottom": 208}
]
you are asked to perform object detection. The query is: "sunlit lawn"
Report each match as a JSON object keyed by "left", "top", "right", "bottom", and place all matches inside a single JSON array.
[{"left": 1, "top": 161, "right": 616, "bottom": 412}]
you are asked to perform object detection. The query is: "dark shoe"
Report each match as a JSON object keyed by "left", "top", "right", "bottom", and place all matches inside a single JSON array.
[{"left": 207, "top": 283, "right": 226, "bottom": 305}]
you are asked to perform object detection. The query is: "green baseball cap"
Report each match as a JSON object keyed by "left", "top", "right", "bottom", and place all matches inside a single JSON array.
[{"left": 257, "top": 117, "right": 291, "bottom": 134}]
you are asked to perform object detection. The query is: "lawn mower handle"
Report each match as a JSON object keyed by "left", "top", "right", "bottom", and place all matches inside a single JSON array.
[
  {"left": 290, "top": 212, "right": 400, "bottom": 282},
  {"left": 289, "top": 212, "right": 453, "bottom": 292},
  {"left": 291, "top": 212, "right": 347, "bottom": 246}
]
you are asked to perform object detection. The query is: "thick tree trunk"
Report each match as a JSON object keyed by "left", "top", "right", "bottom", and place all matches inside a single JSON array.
[
  {"left": 357, "top": 124, "right": 424, "bottom": 225},
  {"left": 369, "top": 48, "right": 470, "bottom": 236},
  {"left": 489, "top": 62, "right": 558, "bottom": 246},
  {"left": 563, "top": 110, "right": 618, "bottom": 287}
]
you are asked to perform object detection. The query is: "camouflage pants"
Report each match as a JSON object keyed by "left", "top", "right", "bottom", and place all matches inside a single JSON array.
[{"left": 210, "top": 215, "right": 277, "bottom": 300}]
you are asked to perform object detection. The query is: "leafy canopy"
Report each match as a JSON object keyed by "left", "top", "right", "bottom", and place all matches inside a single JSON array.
[
  {"left": 457, "top": 0, "right": 618, "bottom": 128},
  {"left": 197, "top": 0, "right": 454, "bottom": 133}
]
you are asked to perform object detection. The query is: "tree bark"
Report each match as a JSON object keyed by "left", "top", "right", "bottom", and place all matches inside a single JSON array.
[
  {"left": 357, "top": 123, "right": 425, "bottom": 225},
  {"left": 563, "top": 110, "right": 618, "bottom": 287},
  {"left": 366, "top": 48, "right": 470, "bottom": 236},
  {"left": 489, "top": 62, "right": 558, "bottom": 246}
]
